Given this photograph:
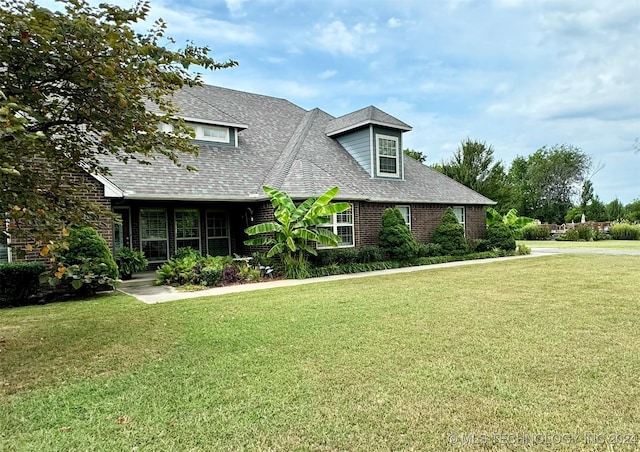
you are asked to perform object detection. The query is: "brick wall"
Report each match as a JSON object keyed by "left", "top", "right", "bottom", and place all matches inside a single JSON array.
[
  {"left": 356, "top": 202, "right": 487, "bottom": 246},
  {"left": 8, "top": 169, "right": 112, "bottom": 263}
]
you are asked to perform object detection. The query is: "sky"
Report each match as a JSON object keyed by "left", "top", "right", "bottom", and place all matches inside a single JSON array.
[{"left": 42, "top": 0, "right": 640, "bottom": 204}]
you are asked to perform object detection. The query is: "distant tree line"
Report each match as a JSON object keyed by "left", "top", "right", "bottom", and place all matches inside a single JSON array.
[{"left": 407, "top": 139, "right": 639, "bottom": 224}]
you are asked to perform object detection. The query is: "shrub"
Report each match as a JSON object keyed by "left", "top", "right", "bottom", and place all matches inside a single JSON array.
[
  {"left": 485, "top": 222, "right": 516, "bottom": 251},
  {"left": 0, "top": 262, "right": 46, "bottom": 307},
  {"left": 201, "top": 266, "right": 223, "bottom": 286},
  {"left": 557, "top": 229, "right": 579, "bottom": 241},
  {"left": 592, "top": 229, "right": 609, "bottom": 241},
  {"left": 377, "top": 208, "right": 418, "bottom": 260},
  {"left": 467, "top": 239, "right": 490, "bottom": 253},
  {"left": 356, "top": 245, "right": 384, "bottom": 263},
  {"left": 431, "top": 208, "right": 467, "bottom": 255},
  {"left": 516, "top": 244, "right": 531, "bottom": 255},
  {"left": 576, "top": 224, "right": 595, "bottom": 241},
  {"left": 46, "top": 226, "right": 118, "bottom": 294},
  {"left": 521, "top": 224, "right": 551, "bottom": 240},
  {"left": 114, "top": 248, "right": 148, "bottom": 280},
  {"left": 609, "top": 222, "right": 640, "bottom": 240},
  {"left": 156, "top": 253, "right": 233, "bottom": 286},
  {"left": 416, "top": 243, "right": 444, "bottom": 257}
]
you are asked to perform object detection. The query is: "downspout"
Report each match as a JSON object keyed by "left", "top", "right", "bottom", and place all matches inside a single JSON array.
[{"left": 3, "top": 218, "right": 11, "bottom": 263}]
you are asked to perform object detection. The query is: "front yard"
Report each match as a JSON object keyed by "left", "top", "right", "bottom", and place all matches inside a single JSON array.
[{"left": 1, "top": 254, "right": 639, "bottom": 450}]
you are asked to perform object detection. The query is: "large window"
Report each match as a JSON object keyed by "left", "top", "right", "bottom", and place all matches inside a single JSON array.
[
  {"left": 396, "top": 205, "right": 411, "bottom": 230},
  {"left": 206, "top": 211, "right": 230, "bottom": 256},
  {"left": 175, "top": 209, "right": 201, "bottom": 253},
  {"left": 318, "top": 206, "right": 354, "bottom": 248},
  {"left": 453, "top": 206, "right": 465, "bottom": 232},
  {"left": 140, "top": 208, "right": 168, "bottom": 262},
  {"left": 376, "top": 134, "right": 399, "bottom": 177}
]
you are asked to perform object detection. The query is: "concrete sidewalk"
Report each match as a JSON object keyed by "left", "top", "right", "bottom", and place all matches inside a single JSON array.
[{"left": 118, "top": 253, "right": 546, "bottom": 304}]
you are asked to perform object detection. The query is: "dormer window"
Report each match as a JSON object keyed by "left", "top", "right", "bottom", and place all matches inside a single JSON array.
[
  {"left": 198, "top": 125, "right": 229, "bottom": 143},
  {"left": 376, "top": 134, "right": 399, "bottom": 177}
]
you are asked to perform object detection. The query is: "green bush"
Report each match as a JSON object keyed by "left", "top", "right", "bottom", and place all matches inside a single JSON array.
[
  {"left": 46, "top": 226, "right": 118, "bottom": 294},
  {"left": 576, "top": 224, "right": 595, "bottom": 241},
  {"left": 521, "top": 224, "right": 551, "bottom": 240},
  {"left": 377, "top": 208, "right": 418, "bottom": 260},
  {"left": 114, "top": 248, "right": 148, "bottom": 279},
  {"left": 467, "top": 239, "right": 490, "bottom": 253},
  {"left": 592, "top": 229, "right": 610, "bottom": 241},
  {"left": 557, "top": 229, "right": 579, "bottom": 241},
  {"left": 357, "top": 245, "right": 384, "bottom": 263},
  {"left": 0, "top": 262, "right": 46, "bottom": 307},
  {"left": 156, "top": 253, "right": 233, "bottom": 286},
  {"left": 609, "top": 222, "right": 640, "bottom": 240},
  {"left": 516, "top": 244, "right": 531, "bottom": 255},
  {"left": 416, "top": 243, "right": 445, "bottom": 257},
  {"left": 431, "top": 208, "right": 468, "bottom": 255},
  {"left": 485, "top": 222, "right": 516, "bottom": 251}
]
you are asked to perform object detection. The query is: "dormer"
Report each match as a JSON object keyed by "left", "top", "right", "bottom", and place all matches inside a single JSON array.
[{"left": 326, "top": 106, "right": 412, "bottom": 180}]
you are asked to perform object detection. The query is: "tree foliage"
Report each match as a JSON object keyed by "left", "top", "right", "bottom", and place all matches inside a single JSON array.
[
  {"left": 1, "top": 0, "right": 236, "bottom": 253},
  {"left": 431, "top": 208, "right": 467, "bottom": 255},
  {"left": 435, "top": 138, "right": 512, "bottom": 213},
  {"left": 508, "top": 144, "right": 591, "bottom": 224},
  {"left": 377, "top": 208, "right": 418, "bottom": 260},
  {"left": 244, "top": 186, "right": 350, "bottom": 279},
  {"left": 403, "top": 148, "right": 427, "bottom": 164}
]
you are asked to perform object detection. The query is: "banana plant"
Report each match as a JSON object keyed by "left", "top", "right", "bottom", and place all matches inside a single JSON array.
[
  {"left": 486, "top": 207, "right": 535, "bottom": 232},
  {"left": 244, "top": 186, "right": 350, "bottom": 278}
]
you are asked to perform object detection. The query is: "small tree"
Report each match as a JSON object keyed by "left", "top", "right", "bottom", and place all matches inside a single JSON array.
[
  {"left": 377, "top": 208, "right": 418, "bottom": 260},
  {"left": 431, "top": 208, "right": 467, "bottom": 255},
  {"left": 244, "top": 186, "right": 350, "bottom": 279},
  {"left": 485, "top": 223, "right": 516, "bottom": 251}
]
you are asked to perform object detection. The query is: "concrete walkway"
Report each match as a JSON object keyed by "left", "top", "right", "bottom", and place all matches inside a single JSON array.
[
  {"left": 118, "top": 253, "right": 545, "bottom": 304},
  {"left": 118, "top": 247, "right": 638, "bottom": 304}
]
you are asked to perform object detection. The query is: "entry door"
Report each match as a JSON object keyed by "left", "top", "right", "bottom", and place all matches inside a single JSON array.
[{"left": 113, "top": 207, "right": 132, "bottom": 251}]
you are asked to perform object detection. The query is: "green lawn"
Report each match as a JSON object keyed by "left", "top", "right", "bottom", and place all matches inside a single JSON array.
[
  {"left": 1, "top": 254, "right": 639, "bottom": 450},
  {"left": 519, "top": 239, "right": 640, "bottom": 250}
]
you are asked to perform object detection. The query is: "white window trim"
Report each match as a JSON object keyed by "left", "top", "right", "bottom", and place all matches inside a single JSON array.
[
  {"left": 175, "top": 209, "right": 201, "bottom": 253},
  {"left": 206, "top": 210, "right": 231, "bottom": 256},
  {"left": 453, "top": 206, "right": 466, "bottom": 235},
  {"left": 317, "top": 205, "right": 355, "bottom": 249},
  {"left": 375, "top": 133, "right": 400, "bottom": 178},
  {"left": 140, "top": 208, "right": 169, "bottom": 263},
  {"left": 195, "top": 124, "right": 229, "bottom": 143},
  {"left": 396, "top": 205, "right": 411, "bottom": 230}
]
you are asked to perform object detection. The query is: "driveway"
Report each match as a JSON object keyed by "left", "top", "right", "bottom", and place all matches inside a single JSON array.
[{"left": 530, "top": 247, "right": 640, "bottom": 256}]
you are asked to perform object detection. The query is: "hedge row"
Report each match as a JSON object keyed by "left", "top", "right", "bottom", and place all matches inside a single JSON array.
[{"left": 0, "top": 262, "right": 46, "bottom": 308}]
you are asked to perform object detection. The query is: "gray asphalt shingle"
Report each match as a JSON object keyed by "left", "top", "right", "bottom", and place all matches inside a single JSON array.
[{"left": 99, "top": 85, "right": 494, "bottom": 205}]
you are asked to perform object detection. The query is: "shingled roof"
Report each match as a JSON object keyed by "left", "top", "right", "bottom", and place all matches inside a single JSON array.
[{"left": 98, "top": 85, "right": 494, "bottom": 205}]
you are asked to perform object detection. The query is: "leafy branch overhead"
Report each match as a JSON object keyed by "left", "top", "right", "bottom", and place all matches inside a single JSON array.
[{"left": 1, "top": 0, "right": 237, "bottom": 248}]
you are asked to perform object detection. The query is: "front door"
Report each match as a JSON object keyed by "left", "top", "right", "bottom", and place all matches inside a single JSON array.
[{"left": 113, "top": 207, "right": 132, "bottom": 251}]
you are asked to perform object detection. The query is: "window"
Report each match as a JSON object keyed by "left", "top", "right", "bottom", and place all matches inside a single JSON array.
[
  {"left": 376, "top": 134, "right": 399, "bottom": 177},
  {"left": 140, "top": 208, "right": 168, "bottom": 262},
  {"left": 206, "top": 211, "right": 230, "bottom": 256},
  {"left": 453, "top": 206, "right": 465, "bottom": 232},
  {"left": 175, "top": 209, "right": 201, "bottom": 253},
  {"left": 396, "top": 205, "right": 411, "bottom": 230},
  {"left": 198, "top": 125, "right": 229, "bottom": 143},
  {"left": 318, "top": 206, "right": 354, "bottom": 248},
  {"left": 157, "top": 123, "right": 173, "bottom": 133}
]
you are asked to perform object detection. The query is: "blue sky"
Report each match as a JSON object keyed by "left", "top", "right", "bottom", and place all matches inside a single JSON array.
[{"left": 45, "top": 0, "right": 640, "bottom": 204}]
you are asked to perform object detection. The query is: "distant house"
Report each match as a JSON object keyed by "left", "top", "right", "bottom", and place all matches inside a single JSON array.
[{"left": 5, "top": 85, "right": 494, "bottom": 264}]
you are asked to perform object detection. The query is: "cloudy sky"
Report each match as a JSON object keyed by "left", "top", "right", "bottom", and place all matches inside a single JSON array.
[{"left": 46, "top": 0, "right": 640, "bottom": 203}]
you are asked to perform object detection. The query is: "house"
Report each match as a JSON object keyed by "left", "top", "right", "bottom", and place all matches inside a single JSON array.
[{"left": 3, "top": 85, "right": 494, "bottom": 264}]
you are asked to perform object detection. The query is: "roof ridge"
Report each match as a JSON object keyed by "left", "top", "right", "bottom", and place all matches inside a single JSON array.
[{"left": 262, "top": 108, "right": 319, "bottom": 189}]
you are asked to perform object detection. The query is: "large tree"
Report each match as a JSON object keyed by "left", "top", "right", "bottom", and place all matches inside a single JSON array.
[
  {"left": 434, "top": 138, "right": 512, "bottom": 213},
  {"left": 508, "top": 145, "right": 591, "bottom": 223},
  {"left": 1, "top": 0, "right": 236, "bottom": 255}
]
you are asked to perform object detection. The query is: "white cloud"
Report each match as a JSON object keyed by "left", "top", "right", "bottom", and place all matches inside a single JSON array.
[
  {"left": 314, "top": 20, "right": 378, "bottom": 56},
  {"left": 387, "top": 17, "right": 402, "bottom": 28},
  {"left": 225, "top": 0, "right": 247, "bottom": 17},
  {"left": 318, "top": 70, "right": 337, "bottom": 80}
]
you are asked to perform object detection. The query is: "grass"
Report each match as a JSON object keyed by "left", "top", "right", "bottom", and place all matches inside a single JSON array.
[
  {"left": 519, "top": 239, "right": 640, "bottom": 250},
  {"left": 1, "top": 254, "right": 639, "bottom": 450}
]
